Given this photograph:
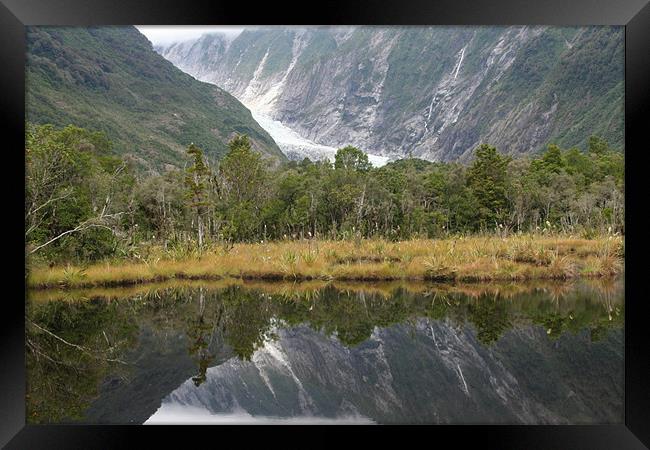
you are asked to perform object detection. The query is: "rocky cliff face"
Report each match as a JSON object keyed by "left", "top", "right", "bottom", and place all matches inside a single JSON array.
[
  {"left": 149, "top": 320, "right": 623, "bottom": 424},
  {"left": 157, "top": 26, "right": 623, "bottom": 162}
]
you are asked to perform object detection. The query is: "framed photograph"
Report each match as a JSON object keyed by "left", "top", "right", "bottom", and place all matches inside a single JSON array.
[{"left": 2, "top": 0, "right": 649, "bottom": 447}]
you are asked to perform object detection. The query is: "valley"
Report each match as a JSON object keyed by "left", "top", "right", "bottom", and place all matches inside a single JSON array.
[
  {"left": 156, "top": 26, "right": 623, "bottom": 162},
  {"left": 24, "top": 24, "right": 626, "bottom": 426}
]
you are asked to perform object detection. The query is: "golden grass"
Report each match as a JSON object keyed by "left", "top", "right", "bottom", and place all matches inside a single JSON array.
[
  {"left": 27, "top": 234, "right": 624, "bottom": 289},
  {"left": 27, "top": 277, "right": 620, "bottom": 304}
]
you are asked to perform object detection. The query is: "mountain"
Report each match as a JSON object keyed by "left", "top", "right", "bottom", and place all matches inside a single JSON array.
[
  {"left": 149, "top": 321, "right": 623, "bottom": 424},
  {"left": 157, "top": 26, "right": 624, "bottom": 162},
  {"left": 26, "top": 26, "right": 285, "bottom": 172}
]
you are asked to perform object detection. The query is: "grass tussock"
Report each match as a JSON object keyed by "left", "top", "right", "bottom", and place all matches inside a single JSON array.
[{"left": 28, "top": 234, "right": 624, "bottom": 289}]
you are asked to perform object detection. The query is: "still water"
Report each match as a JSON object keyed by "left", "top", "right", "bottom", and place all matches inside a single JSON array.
[{"left": 26, "top": 279, "right": 624, "bottom": 424}]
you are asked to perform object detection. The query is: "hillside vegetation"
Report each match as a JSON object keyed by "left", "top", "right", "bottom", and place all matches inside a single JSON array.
[{"left": 26, "top": 26, "right": 284, "bottom": 172}]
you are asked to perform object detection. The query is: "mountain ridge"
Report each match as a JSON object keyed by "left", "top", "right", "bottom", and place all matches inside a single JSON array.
[
  {"left": 158, "top": 26, "right": 623, "bottom": 162},
  {"left": 26, "top": 26, "right": 285, "bottom": 172}
]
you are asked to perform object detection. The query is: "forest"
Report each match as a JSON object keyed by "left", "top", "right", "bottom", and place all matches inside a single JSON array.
[
  {"left": 26, "top": 123, "right": 624, "bottom": 259},
  {"left": 25, "top": 122, "right": 624, "bottom": 286}
]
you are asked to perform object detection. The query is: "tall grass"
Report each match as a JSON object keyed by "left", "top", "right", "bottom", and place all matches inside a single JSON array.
[{"left": 28, "top": 234, "right": 624, "bottom": 289}]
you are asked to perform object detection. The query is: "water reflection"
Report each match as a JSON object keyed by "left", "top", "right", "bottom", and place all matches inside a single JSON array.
[
  {"left": 146, "top": 403, "right": 375, "bottom": 424},
  {"left": 26, "top": 279, "right": 624, "bottom": 424},
  {"left": 187, "top": 288, "right": 217, "bottom": 387}
]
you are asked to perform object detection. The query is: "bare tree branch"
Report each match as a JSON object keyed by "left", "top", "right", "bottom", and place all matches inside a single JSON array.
[
  {"left": 28, "top": 212, "right": 125, "bottom": 255},
  {"left": 26, "top": 188, "right": 73, "bottom": 219},
  {"left": 28, "top": 320, "right": 89, "bottom": 353},
  {"left": 28, "top": 318, "right": 128, "bottom": 365}
]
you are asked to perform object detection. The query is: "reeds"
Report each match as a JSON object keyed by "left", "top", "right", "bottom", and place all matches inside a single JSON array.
[{"left": 28, "top": 234, "right": 624, "bottom": 289}]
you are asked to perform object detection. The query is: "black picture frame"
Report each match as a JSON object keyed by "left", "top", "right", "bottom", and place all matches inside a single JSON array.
[{"left": 1, "top": 0, "right": 648, "bottom": 447}]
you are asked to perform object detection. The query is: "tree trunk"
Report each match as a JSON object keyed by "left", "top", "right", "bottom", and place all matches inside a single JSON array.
[{"left": 198, "top": 215, "right": 204, "bottom": 248}]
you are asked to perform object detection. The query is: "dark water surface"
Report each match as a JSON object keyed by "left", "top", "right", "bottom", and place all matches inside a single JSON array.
[{"left": 26, "top": 279, "right": 624, "bottom": 424}]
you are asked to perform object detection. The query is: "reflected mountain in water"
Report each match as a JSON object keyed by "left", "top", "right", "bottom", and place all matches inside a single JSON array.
[
  {"left": 27, "top": 279, "right": 624, "bottom": 424},
  {"left": 148, "top": 318, "right": 622, "bottom": 424}
]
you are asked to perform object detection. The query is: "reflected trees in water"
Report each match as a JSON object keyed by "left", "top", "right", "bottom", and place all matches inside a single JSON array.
[{"left": 26, "top": 280, "right": 624, "bottom": 422}]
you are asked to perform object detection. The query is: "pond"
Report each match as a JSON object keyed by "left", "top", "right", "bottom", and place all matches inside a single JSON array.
[{"left": 26, "top": 279, "right": 624, "bottom": 425}]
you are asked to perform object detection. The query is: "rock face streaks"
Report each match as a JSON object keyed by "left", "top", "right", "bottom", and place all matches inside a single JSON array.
[
  {"left": 151, "top": 320, "right": 623, "bottom": 424},
  {"left": 156, "top": 26, "right": 623, "bottom": 162}
]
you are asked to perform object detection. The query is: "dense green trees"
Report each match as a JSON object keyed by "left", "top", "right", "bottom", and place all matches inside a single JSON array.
[
  {"left": 467, "top": 144, "right": 512, "bottom": 228},
  {"left": 334, "top": 145, "right": 372, "bottom": 172},
  {"left": 25, "top": 124, "right": 133, "bottom": 262},
  {"left": 216, "top": 135, "right": 269, "bottom": 242},
  {"left": 184, "top": 144, "right": 211, "bottom": 247},
  {"left": 25, "top": 123, "right": 624, "bottom": 264}
]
